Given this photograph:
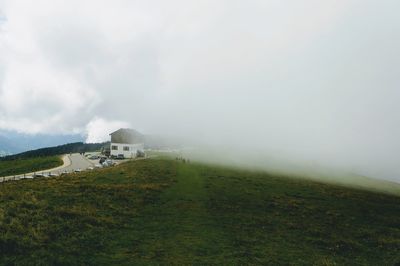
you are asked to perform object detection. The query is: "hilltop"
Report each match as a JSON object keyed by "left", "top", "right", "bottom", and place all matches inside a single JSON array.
[{"left": 0, "top": 158, "right": 399, "bottom": 265}]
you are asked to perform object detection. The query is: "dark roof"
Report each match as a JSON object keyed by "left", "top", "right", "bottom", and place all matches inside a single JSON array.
[{"left": 110, "top": 128, "right": 144, "bottom": 144}]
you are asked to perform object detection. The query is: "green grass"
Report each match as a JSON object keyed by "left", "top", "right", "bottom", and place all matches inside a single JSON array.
[
  {"left": 0, "top": 158, "right": 399, "bottom": 265},
  {"left": 0, "top": 156, "right": 63, "bottom": 176}
]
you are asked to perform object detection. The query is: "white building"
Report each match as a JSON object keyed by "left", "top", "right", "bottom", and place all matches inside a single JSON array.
[{"left": 109, "top": 128, "right": 145, "bottom": 158}]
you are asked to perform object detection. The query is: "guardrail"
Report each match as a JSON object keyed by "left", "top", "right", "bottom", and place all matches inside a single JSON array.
[
  {"left": 0, "top": 155, "right": 145, "bottom": 184},
  {"left": 0, "top": 169, "right": 82, "bottom": 183}
]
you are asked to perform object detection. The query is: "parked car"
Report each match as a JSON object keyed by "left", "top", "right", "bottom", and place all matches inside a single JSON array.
[
  {"left": 116, "top": 154, "right": 125, "bottom": 160},
  {"left": 89, "top": 155, "right": 100, "bottom": 160},
  {"left": 99, "top": 157, "right": 107, "bottom": 164},
  {"left": 102, "top": 159, "right": 116, "bottom": 167}
]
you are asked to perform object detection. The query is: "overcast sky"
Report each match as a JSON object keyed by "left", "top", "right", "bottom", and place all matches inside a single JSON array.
[{"left": 0, "top": 1, "right": 399, "bottom": 181}]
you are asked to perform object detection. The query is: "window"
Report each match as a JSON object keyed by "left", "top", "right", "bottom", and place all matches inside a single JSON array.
[
  {"left": 123, "top": 146, "right": 130, "bottom": 151},
  {"left": 111, "top": 145, "right": 118, "bottom": 150}
]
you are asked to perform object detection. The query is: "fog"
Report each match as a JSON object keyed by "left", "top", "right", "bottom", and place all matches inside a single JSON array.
[{"left": 0, "top": 1, "right": 400, "bottom": 183}]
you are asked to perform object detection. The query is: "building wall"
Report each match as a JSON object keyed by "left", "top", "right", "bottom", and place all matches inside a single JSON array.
[{"left": 110, "top": 143, "right": 144, "bottom": 158}]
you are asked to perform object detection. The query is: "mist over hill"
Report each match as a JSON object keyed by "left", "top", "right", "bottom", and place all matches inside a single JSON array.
[{"left": 0, "top": 1, "right": 399, "bottom": 183}]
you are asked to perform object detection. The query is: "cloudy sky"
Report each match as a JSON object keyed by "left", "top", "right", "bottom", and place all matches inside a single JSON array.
[{"left": 0, "top": 0, "right": 399, "bottom": 181}]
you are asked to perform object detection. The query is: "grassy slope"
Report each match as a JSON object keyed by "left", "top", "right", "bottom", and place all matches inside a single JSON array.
[
  {"left": 0, "top": 159, "right": 399, "bottom": 265},
  {"left": 0, "top": 156, "right": 63, "bottom": 176}
]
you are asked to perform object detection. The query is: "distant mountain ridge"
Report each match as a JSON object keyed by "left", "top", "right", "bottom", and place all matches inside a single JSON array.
[
  {"left": 0, "top": 130, "right": 85, "bottom": 155},
  {"left": 0, "top": 142, "right": 110, "bottom": 161},
  {"left": 0, "top": 135, "right": 20, "bottom": 155}
]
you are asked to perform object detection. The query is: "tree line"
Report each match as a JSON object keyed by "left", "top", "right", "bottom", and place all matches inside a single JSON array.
[{"left": 0, "top": 142, "right": 109, "bottom": 161}]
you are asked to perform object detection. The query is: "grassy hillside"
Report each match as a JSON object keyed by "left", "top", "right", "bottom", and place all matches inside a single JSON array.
[
  {"left": 0, "top": 156, "right": 63, "bottom": 177},
  {"left": 0, "top": 159, "right": 399, "bottom": 265}
]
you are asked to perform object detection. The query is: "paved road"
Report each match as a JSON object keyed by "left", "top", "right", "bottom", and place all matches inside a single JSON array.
[
  {"left": 0, "top": 153, "right": 95, "bottom": 182},
  {"left": 61, "top": 153, "right": 94, "bottom": 172},
  {"left": 0, "top": 153, "right": 148, "bottom": 182},
  {"left": 32, "top": 153, "right": 95, "bottom": 175}
]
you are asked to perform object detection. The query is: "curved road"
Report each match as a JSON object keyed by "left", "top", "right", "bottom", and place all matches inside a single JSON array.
[
  {"left": 61, "top": 153, "right": 94, "bottom": 172},
  {"left": 36, "top": 153, "right": 95, "bottom": 174},
  {"left": 0, "top": 153, "right": 95, "bottom": 182}
]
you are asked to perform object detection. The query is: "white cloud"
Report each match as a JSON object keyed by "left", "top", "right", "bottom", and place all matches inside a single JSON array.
[
  {"left": 85, "top": 117, "right": 130, "bottom": 143},
  {"left": 0, "top": 0, "right": 400, "bottom": 181}
]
